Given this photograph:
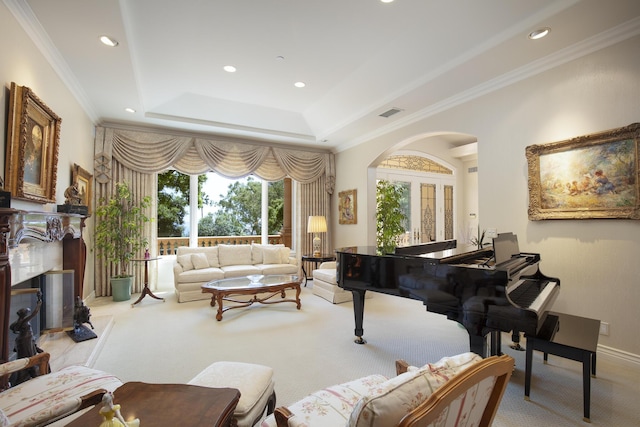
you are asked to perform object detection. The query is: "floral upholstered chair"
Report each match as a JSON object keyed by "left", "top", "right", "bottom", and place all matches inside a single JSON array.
[
  {"left": 261, "top": 352, "right": 514, "bottom": 427},
  {"left": 0, "top": 352, "right": 122, "bottom": 427}
]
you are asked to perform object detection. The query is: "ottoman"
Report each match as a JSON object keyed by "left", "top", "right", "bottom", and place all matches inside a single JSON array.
[{"left": 188, "top": 361, "right": 276, "bottom": 427}]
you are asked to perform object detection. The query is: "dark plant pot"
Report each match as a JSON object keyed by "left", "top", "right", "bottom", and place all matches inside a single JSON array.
[{"left": 111, "top": 276, "right": 133, "bottom": 301}]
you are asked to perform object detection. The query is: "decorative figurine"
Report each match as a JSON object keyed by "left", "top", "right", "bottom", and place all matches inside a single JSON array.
[
  {"left": 63, "top": 183, "right": 83, "bottom": 205},
  {"left": 99, "top": 392, "right": 140, "bottom": 427}
]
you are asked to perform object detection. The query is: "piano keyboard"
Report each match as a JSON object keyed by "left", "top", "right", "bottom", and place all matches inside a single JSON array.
[{"left": 508, "top": 279, "right": 557, "bottom": 312}]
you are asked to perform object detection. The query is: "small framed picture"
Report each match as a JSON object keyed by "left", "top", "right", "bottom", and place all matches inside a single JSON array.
[
  {"left": 73, "top": 164, "right": 93, "bottom": 214},
  {"left": 339, "top": 189, "right": 357, "bottom": 224}
]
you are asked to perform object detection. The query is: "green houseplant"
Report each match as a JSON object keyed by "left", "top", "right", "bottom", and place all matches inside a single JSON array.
[
  {"left": 95, "top": 181, "right": 152, "bottom": 301},
  {"left": 376, "top": 180, "right": 407, "bottom": 254}
]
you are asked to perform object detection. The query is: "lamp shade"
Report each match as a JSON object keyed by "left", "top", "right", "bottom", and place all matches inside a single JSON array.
[{"left": 307, "top": 216, "right": 327, "bottom": 233}]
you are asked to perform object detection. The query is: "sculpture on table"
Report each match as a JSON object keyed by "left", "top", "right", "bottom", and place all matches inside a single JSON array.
[{"left": 99, "top": 392, "right": 140, "bottom": 427}]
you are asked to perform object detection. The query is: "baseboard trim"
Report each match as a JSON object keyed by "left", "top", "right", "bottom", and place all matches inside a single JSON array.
[{"left": 598, "top": 344, "right": 640, "bottom": 368}]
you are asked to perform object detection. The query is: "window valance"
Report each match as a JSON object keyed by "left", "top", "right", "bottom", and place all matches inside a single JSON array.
[{"left": 94, "top": 126, "right": 335, "bottom": 193}]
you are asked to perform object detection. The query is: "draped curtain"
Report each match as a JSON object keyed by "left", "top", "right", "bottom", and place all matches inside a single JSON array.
[{"left": 94, "top": 126, "right": 335, "bottom": 296}]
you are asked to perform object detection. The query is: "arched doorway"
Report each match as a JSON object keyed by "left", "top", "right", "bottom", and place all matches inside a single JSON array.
[{"left": 366, "top": 131, "right": 477, "bottom": 248}]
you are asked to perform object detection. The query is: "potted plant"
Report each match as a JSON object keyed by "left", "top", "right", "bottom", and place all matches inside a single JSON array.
[
  {"left": 95, "top": 181, "right": 152, "bottom": 301},
  {"left": 376, "top": 180, "right": 407, "bottom": 254}
]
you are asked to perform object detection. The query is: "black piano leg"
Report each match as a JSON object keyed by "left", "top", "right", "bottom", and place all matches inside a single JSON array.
[
  {"left": 351, "top": 290, "right": 367, "bottom": 344},
  {"left": 469, "top": 334, "right": 488, "bottom": 357}
]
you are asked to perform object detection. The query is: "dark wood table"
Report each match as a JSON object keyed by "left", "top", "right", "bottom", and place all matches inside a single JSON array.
[
  {"left": 202, "top": 274, "right": 302, "bottom": 320},
  {"left": 131, "top": 257, "right": 165, "bottom": 307},
  {"left": 525, "top": 312, "right": 600, "bottom": 422},
  {"left": 66, "top": 382, "right": 240, "bottom": 426},
  {"left": 301, "top": 253, "right": 336, "bottom": 286}
]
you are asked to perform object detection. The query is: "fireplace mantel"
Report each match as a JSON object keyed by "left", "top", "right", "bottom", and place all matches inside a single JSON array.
[
  {"left": 0, "top": 209, "right": 87, "bottom": 379},
  {"left": 7, "top": 209, "right": 84, "bottom": 248}
]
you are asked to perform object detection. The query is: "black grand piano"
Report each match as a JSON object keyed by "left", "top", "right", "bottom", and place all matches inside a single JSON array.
[{"left": 337, "top": 234, "right": 559, "bottom": 357}]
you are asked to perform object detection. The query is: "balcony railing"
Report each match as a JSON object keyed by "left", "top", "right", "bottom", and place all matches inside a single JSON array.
[{"left": 157, "top": 235, "right": 284, "bottom": 255}]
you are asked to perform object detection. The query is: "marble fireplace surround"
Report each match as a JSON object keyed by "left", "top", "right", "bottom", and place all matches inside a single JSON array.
[{"left": 0, "top": 209, "right": 87, "bottom": 387}]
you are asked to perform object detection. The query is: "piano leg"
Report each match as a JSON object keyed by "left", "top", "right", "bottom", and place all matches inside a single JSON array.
[{"left": 351, "top": 289, "right": 367, "bottom": 344}]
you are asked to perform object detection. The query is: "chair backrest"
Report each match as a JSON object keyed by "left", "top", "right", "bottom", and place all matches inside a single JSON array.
[{"left": 398, "top": 354, "right": 514, "bottom": 427}]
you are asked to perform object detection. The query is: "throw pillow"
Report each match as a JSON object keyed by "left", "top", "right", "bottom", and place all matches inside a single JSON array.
[
  {"left": 263, "top": 246, "right": 283, "bottom": 264},
  {"left": 278, "top": 246, "right": 290, "bottom": 263},
  {"left": 191, "top": 253, "right": 210, "bottom": 270},
  {"left": 348, "top": 352, "right": 482, "bottom": 427},
  {"left": 177, "top": 254, "right": 194, "bottom": 271}
]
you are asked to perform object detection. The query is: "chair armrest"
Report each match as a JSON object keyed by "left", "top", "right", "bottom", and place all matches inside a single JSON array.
[
  {"left": 0, "top": 352, "right": 50, "bottom": 377},
  {"left": 274, "top": 406, "right": 294, "bottom": 427},
  {"left": 317, "top": 261, "right": 336, "bottom": 270},
  {"left": 395, "top": 359, "right": 410, "bottom": 375}
]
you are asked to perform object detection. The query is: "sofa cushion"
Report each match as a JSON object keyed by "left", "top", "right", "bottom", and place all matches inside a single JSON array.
[
  {"left": 179, "top": 267, "right": 225, "bottom": 283},
  {"left": 192, "top": 253, "right": 210, "bottom": 269},
  {"left": 313, "top": 268, "right": 337, "bottom": 285},
  {"left": 177, "top": 254, "right": 194, "bottom": 271},
  {"left": 347, "top": 352, "right": 482, "bottom": 427},
  {"left": 219, "top": 244, "right": 253, "bottom": 266},
  {"left": 262, "top": 246, "right": 283, "bottom": 264},
  {"left": 222, "top": 265, "right": 261, "bottom": 276}
]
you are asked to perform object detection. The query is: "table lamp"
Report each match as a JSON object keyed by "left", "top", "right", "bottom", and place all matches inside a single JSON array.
[{"left": 307, "top": 216, "right": 327, "bottom": 256}]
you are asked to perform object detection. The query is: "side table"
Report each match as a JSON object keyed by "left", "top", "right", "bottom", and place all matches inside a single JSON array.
[
  {"left": 131, "top": 257, "right": 165, "bottom": 307},
  {"left": 301, "top": 253, "right": 336, "bottom": 286},
  {"left": 525, "top": 312, "right": 600, "bottom": 422},
  {"left": 66, "top": 382, "right": 240, "bottom": 427}
]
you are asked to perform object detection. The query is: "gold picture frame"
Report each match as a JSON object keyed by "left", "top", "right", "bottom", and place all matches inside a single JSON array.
[
  {"left": 5, "top": 82, "right": 61, "bottom": 203},
  {"left": 72, "top": 164, "right": 93, "bottom": 214},
  {"left": 339, "top": 189, "right": 357, "bottom": 224},
  {"left": 526, "top": 123, "right": 639, "bottom": 220}
]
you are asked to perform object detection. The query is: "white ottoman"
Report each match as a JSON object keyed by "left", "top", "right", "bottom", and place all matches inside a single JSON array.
[{"left": 188, "top": 361, "right": 276, "bottom": 427}]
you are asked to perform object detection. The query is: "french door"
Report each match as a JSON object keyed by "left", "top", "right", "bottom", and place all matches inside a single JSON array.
[{"left": 380, "top": 171, "right": 455, "bottom": 244}]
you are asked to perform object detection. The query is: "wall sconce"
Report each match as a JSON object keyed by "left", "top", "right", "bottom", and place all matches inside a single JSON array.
[{"left": 307, "top": 216, "right": 327, "bottom": 256}]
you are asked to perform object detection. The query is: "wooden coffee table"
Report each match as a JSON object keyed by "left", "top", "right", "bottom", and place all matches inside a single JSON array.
[
  {"left": 202, "top": 274, "right": 302, "bottom": 320},
  {"left": 66, "top": 382, "right": 240, "bottom": 427}
]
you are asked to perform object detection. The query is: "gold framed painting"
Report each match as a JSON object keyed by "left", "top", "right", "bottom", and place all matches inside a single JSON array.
[
  {"left": 72, "top": 164, "right": 93, "bottom": 214},
  {"left": 526, "top": 123, "right": 639, "bottom": 220},
  {"left": 339, "top": 189, "right": 357, "bottom": 224},
  {"left": 5, "top": 82, "right": 61, "bottom": 204}
]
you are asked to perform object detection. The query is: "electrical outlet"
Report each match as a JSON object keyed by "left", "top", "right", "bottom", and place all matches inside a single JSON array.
[
  {"left": 599, "top": 321, "right": 609, "bottom": 336},
  {"left": 486, "top": 228, "right": 498, "bottom": 239}
]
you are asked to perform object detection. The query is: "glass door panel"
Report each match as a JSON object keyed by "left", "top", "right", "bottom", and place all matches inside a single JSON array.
[{"left": 421, "top": 183, "right": 436, "bottom": 242}]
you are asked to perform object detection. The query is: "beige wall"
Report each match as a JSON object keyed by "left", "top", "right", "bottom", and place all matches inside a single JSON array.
[
  {"left": 1, "top": 4, "right": 96, "bottom": 298},
  {"left": 333, "top": 35, "right": 640, "bottom": 358}
]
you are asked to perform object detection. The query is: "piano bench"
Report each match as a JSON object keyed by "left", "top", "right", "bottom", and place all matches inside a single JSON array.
[{"left": 524, "top": 312, "right": 600, "bottom": 422}]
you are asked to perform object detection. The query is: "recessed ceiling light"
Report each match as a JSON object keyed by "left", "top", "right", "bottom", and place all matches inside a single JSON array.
[
  {"left": 294, "top": 82, "right": 306, "bottom": 88},
  {"left": 125, "top": 107, "right": 136, "bottom": 113},
  {"left": 380, "top": 0, "right": 395, "bottom": 3},
  {"left": 99, "top": 35, "right": 119, "bottom": 47},
  {"left": 223, "top": 65, "right": 237, "bottom": 73},
  {"left": 528, "top": 27, "right": 551, "bottom": 40}
]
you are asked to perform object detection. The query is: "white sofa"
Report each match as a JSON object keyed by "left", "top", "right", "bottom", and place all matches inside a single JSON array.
[
  {"left": 311, "top": 261, "right": 353, "bottom": 304},
  {"left": 173, "top": 244, "right": 299, "bottom": 302}
]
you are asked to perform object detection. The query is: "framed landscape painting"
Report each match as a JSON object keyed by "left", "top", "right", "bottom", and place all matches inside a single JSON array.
[
  {"left": 526, "top": 123, "right": 639, "bottom": 220},
  {"left": 5, "top": 83, "right": 61, "bottom": 203}
]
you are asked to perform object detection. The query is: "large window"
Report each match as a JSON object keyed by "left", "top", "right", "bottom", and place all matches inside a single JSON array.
[{"left": 157, "top": 171, "right": 284, "bottom": 242}]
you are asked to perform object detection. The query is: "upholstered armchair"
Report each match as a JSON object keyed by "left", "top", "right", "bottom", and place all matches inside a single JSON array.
[
  {"left": 0, "top": 352, "right": 122, "bottom": 427},
  {"left": 261, "top": 352, "right": 514, "bottom": 427}
]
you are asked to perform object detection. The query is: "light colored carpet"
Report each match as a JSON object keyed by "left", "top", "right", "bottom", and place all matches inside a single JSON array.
[{"left": 74, "top": 283, "right": 637, "bottom": 426}]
